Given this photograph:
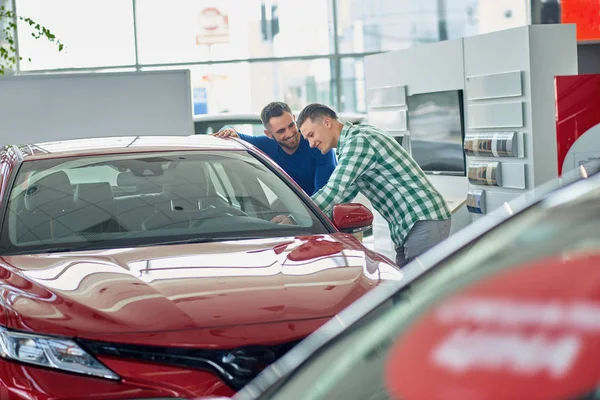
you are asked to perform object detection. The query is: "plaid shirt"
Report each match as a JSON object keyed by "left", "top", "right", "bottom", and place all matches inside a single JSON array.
[{"left": 312, "top": 122, "right": 452, "bottom": 247}]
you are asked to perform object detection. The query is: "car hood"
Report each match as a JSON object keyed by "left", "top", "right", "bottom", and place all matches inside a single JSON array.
[{"left": 0, "top": 234, "right": 401, "bottom": 346}]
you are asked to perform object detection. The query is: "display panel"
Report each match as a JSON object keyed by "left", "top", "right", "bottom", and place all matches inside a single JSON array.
[
  {"left": 392, "top": 135, "right": 404, "bottom": 147},
  {"left": 468, "top": 161, "right": 502, "bottom": 187},
  {"left": 466, "top": 189, "right": 486, "bottom": 214},
  {"left": 464, "top": 131, "right": 519, "bottom": 157},
  {"left": 407, "top": 90, "right": 466, "bottom": 176}
]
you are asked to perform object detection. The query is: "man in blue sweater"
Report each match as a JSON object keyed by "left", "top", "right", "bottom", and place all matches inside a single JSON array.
[{"left": 213, "top": 102, "right": 337, "bottom": 196}]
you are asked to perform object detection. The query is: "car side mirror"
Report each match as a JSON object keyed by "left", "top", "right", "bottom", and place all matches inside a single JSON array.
[{"left": 332, "top": 203, "right": 373, "bottom": 234}]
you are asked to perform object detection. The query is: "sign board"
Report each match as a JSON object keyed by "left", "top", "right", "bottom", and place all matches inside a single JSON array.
[
  {"left": 561, "top": 0, "right": 600, "bottom": 41},
  {"left": 196, "top": 7, "right": 230, "bottom": 45},
  {"left": 555, "top": 74, "right": 600, "bottom": 176},
  {"left": 385, "top": 252, "right": 600, "bottom": 400}
]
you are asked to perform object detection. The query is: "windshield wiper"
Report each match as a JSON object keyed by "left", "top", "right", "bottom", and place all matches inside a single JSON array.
[
  {"left": 4, "top": 246, "right": 92, "bottom": 256},
  {"left": 150, "top": 236, "right": 263, "bottom": 247},
  {"left": 43, "top": 247, "right": 87, "bottom": 254}
]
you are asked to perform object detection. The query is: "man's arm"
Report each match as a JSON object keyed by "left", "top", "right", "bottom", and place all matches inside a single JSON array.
[
  {"left": 312, "top": 149, "right": 338, "bottom": 195},
  {"left": 311, "top": 136, "right": 375, "bottom": 217},
  {"left": 237, "top": 132, "right": 260, "bottom": 144},
  {"left": 214, "top": 126, "right": 259, "bottom": 144},
  {"left": 214, "top": 126, "right": 279, "bottom": 155}
]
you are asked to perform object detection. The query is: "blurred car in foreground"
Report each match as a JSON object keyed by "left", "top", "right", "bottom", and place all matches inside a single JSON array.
[
  {"left": 0, "top": 135, "right": 403, "bottom": 399},
  {"left": 193, "top": 112, "right": 367, "bottom": 135},
  {"left": 206, "top": 165, "right": 600, "bottom": 400}
]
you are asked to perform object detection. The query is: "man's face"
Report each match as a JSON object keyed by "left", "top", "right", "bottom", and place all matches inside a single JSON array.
[
  {"left": 265, "top": 112, "right": 301, "bottom": 152},
  {"left": 300, "top": 117, "right": 334, "bottom": 154}
]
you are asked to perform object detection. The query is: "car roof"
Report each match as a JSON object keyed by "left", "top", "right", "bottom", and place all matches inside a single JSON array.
[{"left": 11, "top": 135, "right": 250, "bottom": 161}]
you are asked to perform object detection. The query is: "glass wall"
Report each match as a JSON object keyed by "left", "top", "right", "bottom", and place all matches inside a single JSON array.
[
  {"left": 335, "top": 0, "right": 527, "bottom": 52},
  {"left": 10, "top": 0, "right": 530, "bottom": 113},
  {"left": 0, "top": 0, "right": 16, "bottom": 75},
  {"left": 15, "top": 0, "right": 136, "bottom": 70},
  {"left": 136, "top": 0, "right": 332, "bottom": 64}
]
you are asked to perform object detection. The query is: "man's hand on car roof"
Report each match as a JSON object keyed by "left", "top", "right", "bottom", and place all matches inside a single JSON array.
[{"left": 213, "top": 127, "right": 240, "bottom": 139}]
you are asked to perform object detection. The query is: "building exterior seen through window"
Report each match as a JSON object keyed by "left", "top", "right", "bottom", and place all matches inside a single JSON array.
[{"left": 13, "top": 0, "right": 531, "bottom": 114}]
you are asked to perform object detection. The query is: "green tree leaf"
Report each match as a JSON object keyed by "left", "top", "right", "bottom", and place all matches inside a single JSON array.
[{"left": 0, "top": 9, "right": 64, "bottom": 75}]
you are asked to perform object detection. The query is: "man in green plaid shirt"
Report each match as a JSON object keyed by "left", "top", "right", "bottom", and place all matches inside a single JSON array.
[{"left": 297, "top": 103, "right": 452, "bottom": 267}]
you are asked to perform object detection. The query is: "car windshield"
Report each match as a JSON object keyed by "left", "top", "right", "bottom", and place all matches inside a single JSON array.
[
  {"left": 1, "top": 150, "right": 329, "bottom": 255},
  {"left": 262, "top": 176, "right": 600, "bottom": 400}
]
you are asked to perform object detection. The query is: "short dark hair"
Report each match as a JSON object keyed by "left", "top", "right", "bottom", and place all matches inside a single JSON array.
[
  {"left": 260, "top": 101, "right": 292, "bottom": 128},
  {"left": 296, "top": 103, "right": 338, "bottom": 131}
]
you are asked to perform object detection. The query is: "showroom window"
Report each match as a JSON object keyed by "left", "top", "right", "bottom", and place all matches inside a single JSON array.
[
  {"left": 335, "top": 0, "right": 418, "bottom": 53},
  {"left": 247, "top": 59, "right": 334, "bottom": 113},
  {"left": 339, "top": 57, "right": 366, "bottom": 113},
  {"left": 334, "top": 0, "right": 526, "bottom": 53},
  {"left": 135, "top": 0, "right": 332, "bottom": 65},
  {"left": 15, "top": 0, "right": 136, "bottom": 70},
  {"left": 11, "top": 0, "right": 531, "bottom": 113},
  {"left": 144, "top": 59, "right": 333, "bottom": 115},
  {"left": 143, "top": 63, "right": 253, "bottom": 114},
  {"left": 0, "top": 0, "right": 15, "bottom": 74}
]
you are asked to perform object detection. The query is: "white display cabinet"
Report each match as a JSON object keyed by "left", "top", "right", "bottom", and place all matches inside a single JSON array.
[{"left": 462, "top": 24, "right": 577, "bottom": 219}]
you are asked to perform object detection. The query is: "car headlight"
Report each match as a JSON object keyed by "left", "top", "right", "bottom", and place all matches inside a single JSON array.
[{"left": 0, "top": 327, "right": 119, "bottom": 380}]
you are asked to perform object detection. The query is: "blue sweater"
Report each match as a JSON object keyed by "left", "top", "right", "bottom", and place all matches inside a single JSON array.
[{"left": 239, "top": 133, "right": 337, "bottom": 195}]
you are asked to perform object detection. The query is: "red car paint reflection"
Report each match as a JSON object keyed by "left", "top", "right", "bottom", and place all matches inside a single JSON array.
[{"left": 288, "top": 236, "right": 345, "bottom": 262}]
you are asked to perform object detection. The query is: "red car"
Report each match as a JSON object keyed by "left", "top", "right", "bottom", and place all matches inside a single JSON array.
[{"left": 0, "top": 135, "right": 402, "bottom": 399}]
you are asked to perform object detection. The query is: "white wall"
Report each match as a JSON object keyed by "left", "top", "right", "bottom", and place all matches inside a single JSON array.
[
  {"left": 529, "top": 25, "right": 578, "bottom": 185},
  {"left": 0, "top": 70, "right": 194, "bottom": 145},
  {"left": 365, "top": 39, "right": 465, "bottom": 93}
]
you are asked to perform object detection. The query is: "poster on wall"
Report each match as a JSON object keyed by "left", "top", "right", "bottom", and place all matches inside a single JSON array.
[{"left": 555, "top": 74, "right": 600, "bottom": 176}]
